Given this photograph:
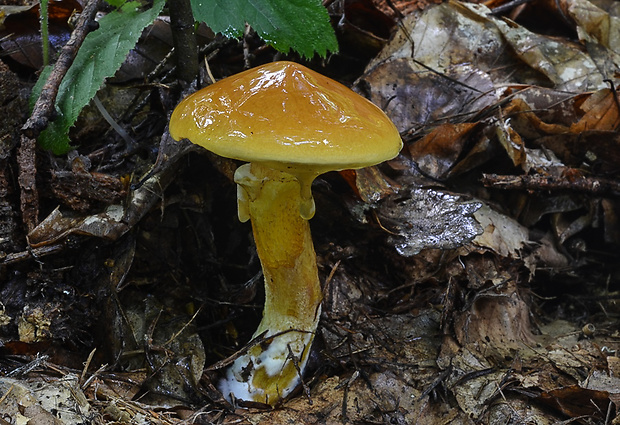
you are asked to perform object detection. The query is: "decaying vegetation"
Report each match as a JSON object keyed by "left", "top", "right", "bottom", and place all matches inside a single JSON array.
[{"left": 0, "top": 0, "right": 619, "bottom": 423}]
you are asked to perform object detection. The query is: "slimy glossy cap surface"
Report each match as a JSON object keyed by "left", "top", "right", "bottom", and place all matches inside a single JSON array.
[{"left": 169, "top": 61, "right": 402, "bottom": 173}]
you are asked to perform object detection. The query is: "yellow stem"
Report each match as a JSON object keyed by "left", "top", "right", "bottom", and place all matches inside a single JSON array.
[{"left": 220, "top": 163, "right": 322, "bottom": 405}]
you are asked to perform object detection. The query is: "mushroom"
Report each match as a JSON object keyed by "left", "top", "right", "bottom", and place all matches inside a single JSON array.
[{"left": 169, "top": 61, "right": 402, "bottom": 405}]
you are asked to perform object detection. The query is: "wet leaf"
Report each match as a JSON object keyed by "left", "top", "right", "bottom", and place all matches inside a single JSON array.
[{"left": 377, "top": 187, "right": 482, "bottom": 256}]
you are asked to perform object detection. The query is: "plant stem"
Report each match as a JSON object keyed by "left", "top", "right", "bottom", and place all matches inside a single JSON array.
[
  {"left": 169, "top": 0, "right": 198, "bottom": 84},
  {"left": 40, "top": 0, "right": 49, "bottom": 66}
]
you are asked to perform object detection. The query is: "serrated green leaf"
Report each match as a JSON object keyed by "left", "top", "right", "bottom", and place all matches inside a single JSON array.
[
  {"left": 30, "top": 65, "right": 53, "bottom": 111},
  {"left": 38, "top": 0, "right": 165, "bottom": 154},
  {"left": 191, "top": 0, "right": 338, "bottom": 58}
]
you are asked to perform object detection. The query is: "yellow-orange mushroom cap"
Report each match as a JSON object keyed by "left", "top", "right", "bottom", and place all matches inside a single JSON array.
[{"left": 169, "top": 61, "right": 402, "bottom": 175}]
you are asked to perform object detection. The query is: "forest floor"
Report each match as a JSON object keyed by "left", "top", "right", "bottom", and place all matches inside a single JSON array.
[{"left": 0, "top": 0, "right": 619, "bottom": 424}]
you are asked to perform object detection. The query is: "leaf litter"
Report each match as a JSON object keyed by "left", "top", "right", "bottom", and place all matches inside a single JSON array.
[{"left": 1, "top": 0, "right": 620, "bottom": 423}]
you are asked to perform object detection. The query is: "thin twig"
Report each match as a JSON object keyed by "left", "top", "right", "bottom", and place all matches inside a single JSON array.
[
  {"left": 481, "top": 172, "right": 620, "bottom": 197},
  {"left": 80, "top": 348, "right": 97, "bottom": 385},
  {"left": 488, "top": 0, "right": 533, "bottom": 15},
  {"left": 22, "top": 0, "right": 102, "bottom": 138},
  {"left": 286, "top": 343, "right": 312, "bottom": 405},
  {"left": 6, "top": 354, "right": 49, "bottom": 377},
  {"left": 18, "top": 0, "right": 101, "bottom": 234},
  {"left": 169, "top": 0, "right": 198, "bottom": 84},
  {"left": 0, "top": 240, "right": 65, "bottom": 265},
  {"left": 17, "top": 136, "right": 38, "bottom": 233}
]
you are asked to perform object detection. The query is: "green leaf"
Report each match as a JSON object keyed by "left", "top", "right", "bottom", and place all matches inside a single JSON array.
[
  {"left": 38, "top": 0, "right": 165, "bottom": 154},
  {"left": 30, "top": 66, "right": 52, "bottom": 111},
  {"left": 191, "top": 0, "right": 338, "bottom": 58},
  {"left": 104, "top": 0, "right": 128, "bottom": 8}
]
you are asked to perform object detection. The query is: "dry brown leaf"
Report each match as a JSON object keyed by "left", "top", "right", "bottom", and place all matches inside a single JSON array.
[
  {"left": 338, "top": 166, "right": 400, "bottom": 204},
  {"left": 454, "top": 278, "right": 535, "bottom": 354},
  {"left": 564, "top": 0, "right": 620, "bottom": 67},
  {"left": 608, "top": 356, "right": 620, "bottom": 377},
  {"left": 409, "top": 123, "right": 479, "bottom": 178},
  {"left": 601, "top": 198, "right": 620, "bottom": 243},
  {"left": 492, "top": 17, "right": 606, "bottom": 91},
  {"left": 27, "top": 205, "right": 129, "bottom": 247},
  {"left": 371, "top": 0, "right": 442, "bottom": 17},
  {"left": 85, "top": 374, "right": 145, "bottom": 402},
  {"left": 370, "top": 0, "right": 617, "bottom": 92},
  {"left": 537, "top": 385, "right": 611, "bottom": 419},
  {"left": 354, "top": 165, "right": 400, "bottom": 203},
  {"left": 0, "top": 375, "right": 91, "bottom": 423},
  {"left": 370, "top": 2, "right": 510, "bottom": 75},
  {"left": 336, "top": 0, "right": 395, "bottom": 59},
  {"left": 570, "top": 88, "right": 620, "bottom": 133},
  {"left": 496, "top": 116, "right": 527, "bottom": 168},
  {"left": 471, "top": 204, "right": 529, "bottom": 257},
  {"left": 503, "top": 96, "right": 571, "bottom": 138},
  {"left": 357, "top": 59, "right": 496, "bottom": 134},
  {"left": 537, "top": 130, "right": 620, "bottom": 172}
]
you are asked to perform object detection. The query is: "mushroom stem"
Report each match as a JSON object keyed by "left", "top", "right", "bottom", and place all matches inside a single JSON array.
[{"left": 220, "top": 162, "right": 322, "bottom": 405}]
